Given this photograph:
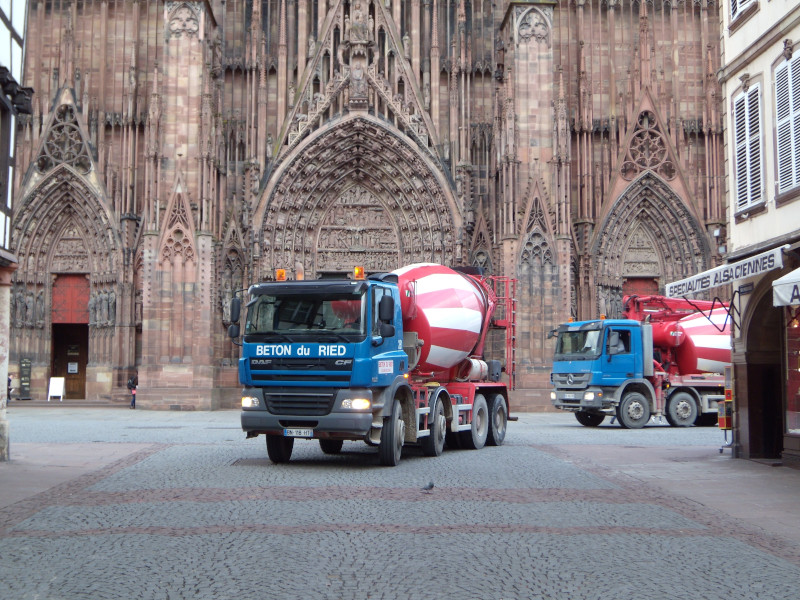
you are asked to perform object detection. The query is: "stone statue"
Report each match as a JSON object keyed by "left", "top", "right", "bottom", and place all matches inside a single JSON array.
[
  {"left": 14, "top": 288, "right": 25, "bottom": 327},
  {"left": 88, "top": 292, "right": 96, "bottom": 326},
  {"left": 35, "top": 291, "right": 45, "bottom": 327},
  {"left": 99, "top": 290, "right": 109, "bottom": 325},
  {"left": 109, "top": 290, "right": 116, "bottom": 325},
  {"left": 25, "top": 292, "right": 34, "bottom": 327}
]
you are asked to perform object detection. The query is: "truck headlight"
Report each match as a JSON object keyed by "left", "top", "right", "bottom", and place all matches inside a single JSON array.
[
  {"left": 584, "top": 392, "right": 595, "bottom": 401},
  {"left": 342, "top": 398, "right": 371, "bottom": 410},
  {"left": 241, "top": 396, "right": 260, "bottom": 408},
  {"left": 550, "top": 391, "right": 556, "bottom": 401}
]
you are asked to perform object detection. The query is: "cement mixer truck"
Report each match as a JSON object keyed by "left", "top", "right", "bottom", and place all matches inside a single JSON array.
[
  {"left": 227, "top": 264, "right": 516, "bottom": 465},
  {"left": 549, "top": 295, "right": 731, "bottom": 429}
]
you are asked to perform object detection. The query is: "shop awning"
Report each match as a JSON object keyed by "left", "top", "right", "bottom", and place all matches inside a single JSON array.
[
  {"left": 665, "top": 245, "right": 788, "bottom": 298},
  {"left": 773, "top": 267, "right": 800, "bottom": 307}
]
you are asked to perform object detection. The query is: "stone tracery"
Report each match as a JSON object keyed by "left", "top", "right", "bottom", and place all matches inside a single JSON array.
[
  {"left": 262, "top": 116, "right": 458, "bottom": 278},
  {"left": 34, "top": 104, "right": 92, "bottom": 175},
  {"left": 592, "top": 173, "right": 709, "bottom": 315}
]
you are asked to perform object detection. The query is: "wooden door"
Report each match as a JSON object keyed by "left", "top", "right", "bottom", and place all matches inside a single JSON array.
[
  {"left": 622, "top": 277, "right": 659, "bottom": 298},
  {"left": 51, "top": 324, "right": 89, "bottom": 399},
  {"left": 51, "top": 275, "right": 90, "bottom": 399}
]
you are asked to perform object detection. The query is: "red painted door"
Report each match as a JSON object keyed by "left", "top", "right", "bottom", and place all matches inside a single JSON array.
[
  {"left": 52, "top": 275, "right": 90, "bottom": 324},
  {"left": 623, "top": 277, "right": 659, "bottom": 298}
]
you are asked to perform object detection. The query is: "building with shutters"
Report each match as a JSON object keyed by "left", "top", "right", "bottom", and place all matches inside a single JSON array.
[
  {"left": 1, "top": 0, "right": 32, "bottom": 459},
  {"left": 717, "top": 0, "right": 800, "bottom": 464},
  {"left": 9, "top": 1, "right": 726, "bottom": 410}
]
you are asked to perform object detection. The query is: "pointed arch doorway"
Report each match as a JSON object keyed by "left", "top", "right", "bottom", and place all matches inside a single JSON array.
[{"left": 51, "top": 274, "right": 90, "bottom": 399}]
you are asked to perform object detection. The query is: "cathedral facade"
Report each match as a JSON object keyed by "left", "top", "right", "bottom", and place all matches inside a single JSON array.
[{"left": 10, "top": 0, "right": 725, "bottom": 409}]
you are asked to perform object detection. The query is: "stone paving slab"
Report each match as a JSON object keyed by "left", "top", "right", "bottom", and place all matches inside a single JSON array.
[{"left": 0, "top": 409, "right": 799, "bottom": 599}]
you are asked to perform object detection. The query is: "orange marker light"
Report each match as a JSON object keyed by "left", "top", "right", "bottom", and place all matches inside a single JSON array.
[
  {"left": 354, "top": 266, "right": 365, "bottom": 280},
  {"left": 275, "top": 268, "right": 287, "bottom": 281}
]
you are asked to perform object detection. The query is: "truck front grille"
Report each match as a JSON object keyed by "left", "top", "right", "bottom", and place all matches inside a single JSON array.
[
  {"left": 550, "top": 372, "right": 591, "bottom": 389},
  {"left": 264, "top": 390, "right": 336, "bottom": 416},
  {"left": 250, "top": 357, "right": 352, "bottom": 384}
]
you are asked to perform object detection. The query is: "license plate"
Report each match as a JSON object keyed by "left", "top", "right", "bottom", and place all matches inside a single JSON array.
[
  {"left": 284, "top": 428, "right": 314, "bottom": 438},
  {"left": 563, "top": 393, "right": 577, "bottom": 399}
]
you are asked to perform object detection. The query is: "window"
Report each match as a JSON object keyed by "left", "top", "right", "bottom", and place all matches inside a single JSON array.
[
  {"left": 731, "top": 0, "right": 755, "bottom": 21},
  {"left": 372, "top": 287, "right": 391, "bottom": 336},
  {"left": 776, "top": 54, "right": 800, "bottom": 195},
  {"left": 0, "top": 100, "right": 10, "bottom": 251},
  {"left": 607, "top": 329, "right": 631, "bottom": 354},
  {"left": 733, "top": 85, "right": 763, "bottom": 211}
]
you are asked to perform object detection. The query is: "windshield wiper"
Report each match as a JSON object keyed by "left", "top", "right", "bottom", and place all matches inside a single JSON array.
[
  {"left": 262, "top": 332, "right": 297, "bottom": 343},
  {"left": 318, "top": 332, "right": 354, "bottom": 343}
]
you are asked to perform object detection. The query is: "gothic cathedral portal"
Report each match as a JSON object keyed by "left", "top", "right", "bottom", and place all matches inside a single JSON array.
[{"left": 11, "top": 1, "right": 724, "bottom": 409}]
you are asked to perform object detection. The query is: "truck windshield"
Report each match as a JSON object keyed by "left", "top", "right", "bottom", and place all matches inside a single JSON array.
[
  {"left": 244, "top": 292, "right": 366, "bottom": 340},
  {"left": 554, "top": 329, "right": 602, "bottom": 360}
]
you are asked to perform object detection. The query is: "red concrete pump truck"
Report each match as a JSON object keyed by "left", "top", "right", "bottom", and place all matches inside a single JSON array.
[{"left": 549, "top": 294, "right": 732, "bottom": 428}]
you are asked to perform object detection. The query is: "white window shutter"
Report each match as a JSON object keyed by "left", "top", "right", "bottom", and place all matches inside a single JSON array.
[
  {"left": 747, "top": 87, "right": 762, "bottom": 204},
  {"left": 776, "top": 56, "right": 800, "bottom": 194},
  {"left": 733, "top": 86, "right": 762, "bottom": 210}
]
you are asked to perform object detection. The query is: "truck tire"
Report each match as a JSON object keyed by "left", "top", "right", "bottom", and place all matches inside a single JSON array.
[
  {"left": 319, "top": 439, "right": 344, "bottom": 454},
  {"left": 266, "top": 434, "right": 294, "bottom": 463},
  {"left": 421, "top": 398, "right": 446, "bottom": 457},
  {"left": 575, "top": 411, "right": 605, "bottom": 427},
  {"left": 460, "top": 394, "right": 489, "bottom": 450},
  {"left": 379, "top": 399, "right": 404, "bottom": 466},
  {"left": 666, "top": 392, "right": 698, "bottom": 427},
  {"left": 487, "top": 394, "right": 508, "bottom": 446},
  {"left": 616, "top": 392, "right": 651, "bottom": 429}
]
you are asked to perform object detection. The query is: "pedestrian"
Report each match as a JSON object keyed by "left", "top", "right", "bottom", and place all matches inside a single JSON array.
[
  {"left": 7, "top": 375, "right": 11, "bottom": 406},
  {"left": 127, "top": 371, "right": 138, "bottom": 409}
]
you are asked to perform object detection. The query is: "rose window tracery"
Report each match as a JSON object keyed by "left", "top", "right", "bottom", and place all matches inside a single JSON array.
[
  {"left": 161, "top": 228, "right": 195, "bottom": 263},
  {"left": 516, "top": 7, "right": 551, "bottom": 47},
  {"left": 168, "top": 4, "right": 199, "bottom": 39},
  {"left": 521, "top": 231, "right": 553, "bottom": 266},
  {"left": 35, "top": 105, "right": 92, "bottom": 175},
  {"left": 621, "top": 111, "right": 676, "bottom": 181}
]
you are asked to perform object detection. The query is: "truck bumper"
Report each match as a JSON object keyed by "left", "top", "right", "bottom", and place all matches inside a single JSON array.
[
  {"left": 241, "top": 411, "right": 375, "bottom": 438},
  {"left": 239, "top": 387, "right": 378, "bottom": 440},
  {"left": 550, "top": 388, "right": 612, "bottom": 412}
]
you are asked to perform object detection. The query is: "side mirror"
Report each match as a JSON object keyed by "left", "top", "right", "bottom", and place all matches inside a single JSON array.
[
  {"left": 607, "top": 331, "right": 620, "bottom": 360},
  {"left": 230, "top": 297, "right": 241, "bottom": 324},
  {"left": 547, "top": 329, "right": 557, "bottom": 339},
  {"left": 378, "top": 295, "right": 394, "bottom": 322},
  {"left": 227, "top": 323, "right": 240, "bottom": 339},
  {"left": 380, "top": 322, "right": 395, "bottom": 338}
]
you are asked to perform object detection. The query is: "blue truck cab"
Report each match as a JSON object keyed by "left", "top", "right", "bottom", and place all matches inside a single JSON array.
[
  {"left": 549, "top": 319, "right": 655, "bottom": 424},
  {"left": 230, "top": 273, "right": 410, "bottom": 450}
]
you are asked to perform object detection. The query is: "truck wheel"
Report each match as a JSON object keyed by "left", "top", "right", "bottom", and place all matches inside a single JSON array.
[
  {"left": 487, "top": 394, "right": 508, "bottom": 446},
  {"left": 421, "top": 398, "right": 446, "bottom": 457},
  {"left": 616, "top": 392, "right": 651, "bottom": 429},
  {"left": 266, "top": 435, "right": 294, "bottom": 463},
  {"left": 319, "top": 439, "right": 344, "bottom": 454},
  {"left": 379, "top": 399, "right": 404, "bottom": 466},
  {"left": 666, "top": 392, "right": 698, "bottom": 427},
  {"left": 575, "top": 411, "right": 605, "bottom": 427},
  {"left": 460, "top": 394, "right": 489, "bottom": 450}
]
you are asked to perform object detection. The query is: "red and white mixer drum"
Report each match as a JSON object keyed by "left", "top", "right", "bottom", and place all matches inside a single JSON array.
[
  {"left": 673, "top": 308, "right": 731, "bottom": 374},
  {"left": 392, "top": 263, "right": 489, "bottom": 373}
]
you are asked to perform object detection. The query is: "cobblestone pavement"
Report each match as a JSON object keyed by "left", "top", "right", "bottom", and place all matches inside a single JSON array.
[{"left": 1, "top": 408, "right": 800, "bottom": 600}]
